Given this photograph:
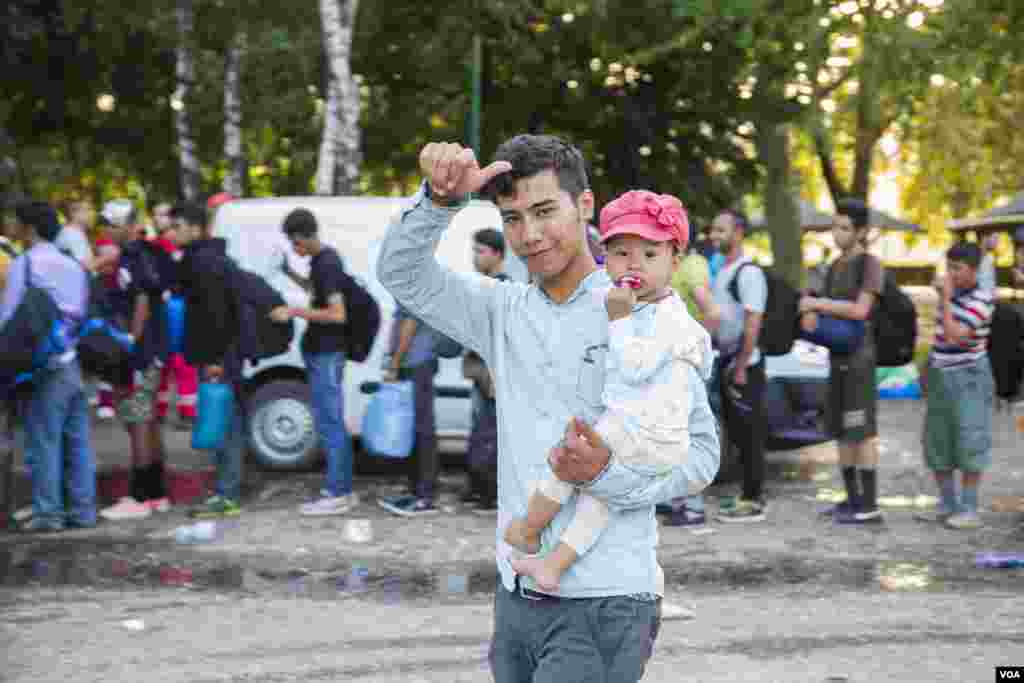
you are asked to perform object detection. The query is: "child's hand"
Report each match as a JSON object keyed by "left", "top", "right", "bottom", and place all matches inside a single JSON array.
[{"left": 606, "top": 282, "right": 637, "bottom": 321}]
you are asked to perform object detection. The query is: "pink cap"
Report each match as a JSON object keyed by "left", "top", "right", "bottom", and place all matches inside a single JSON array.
[
  {"left": 207, "top": 192, "right": 235, "bottom": 210},
  {"left": 598, "top": 190, "right": 689, "bottom": 250}
]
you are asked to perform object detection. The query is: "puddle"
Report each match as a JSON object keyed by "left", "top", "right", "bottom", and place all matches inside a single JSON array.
[
  {"left": 2, "top": 540, "right": 1021, "bottom": 602},
  {"left": 0, "top": 540, "right": 497, "bottom": 603}
]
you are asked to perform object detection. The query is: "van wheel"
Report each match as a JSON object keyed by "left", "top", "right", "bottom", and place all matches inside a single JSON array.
[{"left": 246, "top": 380, "right": 319, "bottom": 470}]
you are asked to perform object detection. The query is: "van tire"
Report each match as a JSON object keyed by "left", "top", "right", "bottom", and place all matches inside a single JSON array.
[{"left": 246, "top": 380, "right": 320, "bottom": 471}]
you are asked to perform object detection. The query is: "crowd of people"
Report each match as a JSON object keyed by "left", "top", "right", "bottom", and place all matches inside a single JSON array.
[{"left": 0, "top": 131, "right": 1016, "bottom": 681}]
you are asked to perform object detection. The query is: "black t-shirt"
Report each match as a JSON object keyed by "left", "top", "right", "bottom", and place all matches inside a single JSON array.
[
  {"left": 113, "top": 240, "right": 170, "bottom": 374},
  {"left": 301, "top": 246, "right": 348, "bottom": 354}
]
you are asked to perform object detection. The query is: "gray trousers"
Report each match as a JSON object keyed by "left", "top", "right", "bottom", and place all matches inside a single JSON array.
[{"left": 489, "top": 581, "right": 662, "bottom": 683}]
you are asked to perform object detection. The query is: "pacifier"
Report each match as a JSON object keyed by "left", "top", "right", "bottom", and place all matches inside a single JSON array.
[{"left": 616, "top": 275, "right": 643, "bottom": 289}]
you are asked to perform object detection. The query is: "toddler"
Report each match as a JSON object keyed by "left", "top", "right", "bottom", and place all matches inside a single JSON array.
[{"left": 505, "top": 190, "right": 712, "bottom": 591}]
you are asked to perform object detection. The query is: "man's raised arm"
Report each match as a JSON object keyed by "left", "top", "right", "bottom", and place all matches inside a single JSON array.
[{"left": 376, "top": 143, "right": 512, "bottom": 360}]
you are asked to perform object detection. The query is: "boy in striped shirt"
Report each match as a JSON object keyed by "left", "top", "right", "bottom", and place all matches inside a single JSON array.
[{"left": 922, "top": 242, "right": 995, "bottom": 529}]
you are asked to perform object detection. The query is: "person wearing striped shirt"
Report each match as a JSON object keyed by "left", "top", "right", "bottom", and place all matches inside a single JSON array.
[{"left": 922, "top": 242, "right": 995, "bottom": 530}]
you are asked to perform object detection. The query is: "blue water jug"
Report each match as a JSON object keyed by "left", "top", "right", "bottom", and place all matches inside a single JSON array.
[
  {"left": 166, "top": 295, "right": 186, "bottom": 355},
  {"left": 361, "top": 381, "right": 415, "bottom": 459},
  {"left": 192, "top": 382, "right": 234, "bottom": 451}
]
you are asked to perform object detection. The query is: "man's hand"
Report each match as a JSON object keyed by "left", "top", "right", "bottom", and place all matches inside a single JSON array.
[
  {"left": 419, "top": 143, "right": 512, "bottom": 203},
  {"left": 548, "top": 418, "right": 611, "bottom": 484},
  {"left": 605, "top": 285, "right": 636, "bottom": 321},
  {"left": 269, "top": 306, "right": 291, "bottom": 323},
  {"left": 798, "top": 295, "right": 819, "bottom": 314}
]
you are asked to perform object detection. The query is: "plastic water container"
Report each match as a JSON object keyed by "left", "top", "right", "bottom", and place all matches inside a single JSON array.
[
  {"left": 361, "top": 381, "right": 415, "bottom": 459},
  {"left": 192, "top": 382, "right": 234, "bottom": 451},
  {"left": 166, "top": 295, "right": 186, "bottom": 355}
]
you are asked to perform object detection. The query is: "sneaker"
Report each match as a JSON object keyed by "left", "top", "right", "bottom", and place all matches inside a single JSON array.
[
  {"left": 300, "top": 493, "right": 359, "bottom": 517},
  {"left": 146, "top": 497, "right": 171, "bottom": 513},
  {"left": 100, "top": 497, "right": 152, "bottom": 521},
  {"left": 378, "top": 496, "right": 438, "bottom": 518},
  {"left": 717, "top": 499, "right": 766, "bottom": 523},
  {"left": 189, "top": 496, "right": 241, "bottom": 519},
  {"left": 13, "top": 506, "right": 33, "bottom": 523},
  {"left": 819, "top": 501, "right": 854, "bottom": 518},
  {"left": 913, "top": 508, "right": 954, "bottom": 524},
  {"left": 18, "top": 518, "right": 64, "bottom": 534},
  {"left": 945, "top": 512, "right": 983, "bottom": 530},
  {"left": 655, "top": 503, "right": 674, "bottom": 515},
  {"left": 96, "top": 406, "right": 115, "bottom": 420},
  {"left": 834, "top": 507, "right": 884, "bottom": 525},
  {"left": 665, "top": 506, "right": 706, "bottom": 527}
]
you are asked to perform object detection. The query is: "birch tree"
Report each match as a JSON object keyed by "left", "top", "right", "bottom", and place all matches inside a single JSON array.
[
  {"left": 174, "top": 0, "right": 200, "bottom": 200},
  {"left": 223, "top": 29, "right": 247, "bottom": 196},
  {"left": 315, "top": 0, "right": 361, "bottom": 196}
]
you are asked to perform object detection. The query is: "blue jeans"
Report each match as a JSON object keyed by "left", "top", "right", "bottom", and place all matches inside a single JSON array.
[
  {"left": 213, "top": 397, "right": 245, "bottom": 502},
  {"left": 303, "top": 351, "right": 353, "bottom": 497},
  {"left": 490, "top": 582, "right": 662, "bottom": 683},
  {"left": 22, "top": 359, "right": 96, "bottom": 528}
]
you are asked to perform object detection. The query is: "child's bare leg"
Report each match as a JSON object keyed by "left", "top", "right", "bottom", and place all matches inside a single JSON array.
[
  {"left": 504, "top": 490, "right": 562, "bottom": 554},
  {"left": 511, "top": 542, "right": 578, "bottom": 593},
  {"left": 512, "top": 492, "right": 608, "bottom": 593}
]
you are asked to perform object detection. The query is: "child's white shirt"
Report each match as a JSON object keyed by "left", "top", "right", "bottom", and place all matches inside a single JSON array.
[{"left": 595, "top": 289, "right": 713, "bottom": 472}]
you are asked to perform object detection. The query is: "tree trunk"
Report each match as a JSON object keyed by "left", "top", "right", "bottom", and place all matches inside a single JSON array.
[
  {"left": 809, "top": 115, "right": 847, "bottom": 209},
  {"left": 223, "top": 29, "right": 247, "bottom": 197},
  {"left": 174, "top": 0, "right": 200, "bottom": 201},
  {"left": 315, "top": 0, "right": 361, "bottom": 196},
  {"left": 757, "top": 123, "right": 804, "bottom": 289}
]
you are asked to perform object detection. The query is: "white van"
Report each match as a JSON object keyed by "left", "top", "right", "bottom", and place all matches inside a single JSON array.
[{"left": 211, "top": 196, "right": 526, "bottom": 469}]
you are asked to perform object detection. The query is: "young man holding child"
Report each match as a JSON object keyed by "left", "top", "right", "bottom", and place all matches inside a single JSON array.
[{"left": 377, "top": 135, "right": 719, "bottom": 682}]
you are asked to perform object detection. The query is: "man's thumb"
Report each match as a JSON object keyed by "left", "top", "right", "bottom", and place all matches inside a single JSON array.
[{"left": 479, "top": 160, "right": 513, "bottom": 184}]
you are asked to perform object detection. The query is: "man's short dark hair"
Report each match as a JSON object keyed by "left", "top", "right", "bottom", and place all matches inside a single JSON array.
[
  {"left": 480, "top": 135, "right": 589, "bottom": 202},
  {"left": 718, "top": 208, "right": 749, "bottom": 234},
  {"left": 282, "top": 208, "right": 318, "bottom": 239},
  {"left": 947, "top": 241, "right": 982, "bottom": 269},
  {"left": 170, "top": 202, "right": 207, "bottom": 229},
  {"left": 473, "top": 227, "right": 505, "bottom": 256},
  {"left": 836, "top": 198, "right": 870, "bottom": 229},
  {"left": 15, "top": 200, "right": 61, "bottom": 241}
]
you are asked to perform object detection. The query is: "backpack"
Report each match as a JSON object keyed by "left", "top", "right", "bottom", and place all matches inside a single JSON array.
[
  {"left": 76, "top": 277, "right": 135, "bottom": 382},
  {"left": 338, "top": 269, "right": 381, "bottom": 363},
  {"left": 227, "top": 262, "right": 294, "bottom": 364},
  {"left": 0, "top": 255, "right": 67, "bottom": 388},
  {"left": 727, "top": 261, "right": 800, "bottom": 357},
  {"left": 0, "top": 254, "right": 132, "bottom": 390},
  {"left": 847, "top": 255, "right": 917, "bottom": 368},
  {"left": 988, "top": 302, "right": 1024, "bottom": 399}
]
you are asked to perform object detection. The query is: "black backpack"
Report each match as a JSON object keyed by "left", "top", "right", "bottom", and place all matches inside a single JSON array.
[
  {"left": 988, "top": 302, "right": 1024, "bottom": 399},
  {"left": 338, "top": 269, "right": 381, "bottom": 363},
  {"left": 727, "top": 262, "right": 800, "bottom": 357},
  {"left": 0, "top": 256, "right": 65, "bottom": 388},
  {"left": 76, "top": 277, "right": 134, "bottom": 382},
  {"left": 227, "top": 263, "right": 294, "bottom": 364},
  {"left": 846, "top": 255, "right": 917, "bottom": 368}
]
